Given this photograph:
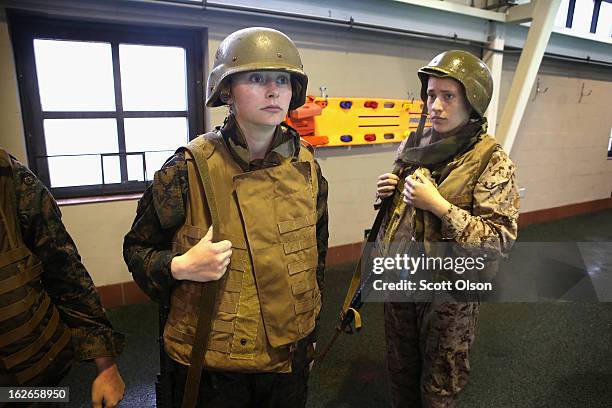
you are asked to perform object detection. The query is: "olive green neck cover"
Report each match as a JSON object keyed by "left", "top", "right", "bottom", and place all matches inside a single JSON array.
[{"left": 396, "top": 118, "right": 488, "bottom": 169}]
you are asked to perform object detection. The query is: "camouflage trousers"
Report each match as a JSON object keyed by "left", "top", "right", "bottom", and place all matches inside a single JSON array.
[{"left": 384, "top": 301, "right": 479, "bottom": 408}]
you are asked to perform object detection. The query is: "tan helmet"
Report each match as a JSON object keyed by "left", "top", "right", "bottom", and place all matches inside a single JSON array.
[
  {"left": 417, "top": 50, "right": 493, "bottom": 118},
  {"left": 206, "top": 27, "right": 308, "bottom": 110}
]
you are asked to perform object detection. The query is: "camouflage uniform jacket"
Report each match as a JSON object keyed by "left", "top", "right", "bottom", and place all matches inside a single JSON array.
[
  {"left": 9, "top": 155, "right": 125, "bottom": 361},
  {"left": 438, "top": 144, "right": 519, "bottom": 255},
  {"left": 123, "top": 116, "right": 329, "bottom": 340}
]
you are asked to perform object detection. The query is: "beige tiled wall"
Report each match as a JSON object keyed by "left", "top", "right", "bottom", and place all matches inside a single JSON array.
[
  {"left": 317, "top": 146, "right": 397, "bottom": 246},
  {"left": 502, "top": 58, "right": 612, "bottom": 212},
  {"left": 1, "top": 15, "right": 611, "bottom": 286}
]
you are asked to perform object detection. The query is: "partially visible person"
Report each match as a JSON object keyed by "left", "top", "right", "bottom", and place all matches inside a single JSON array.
[{"left": 0, "top": 148, "right": 125, "bottom": 408}]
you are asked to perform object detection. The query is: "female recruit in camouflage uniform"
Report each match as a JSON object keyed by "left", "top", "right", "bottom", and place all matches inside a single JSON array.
[{"left": 376, "top": 51, "right": 520, "bottom": 407}]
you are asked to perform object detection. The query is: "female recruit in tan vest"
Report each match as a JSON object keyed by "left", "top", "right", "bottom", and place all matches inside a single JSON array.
[{"left": 124, "top": 27, "right": 328, "bottom": 408}]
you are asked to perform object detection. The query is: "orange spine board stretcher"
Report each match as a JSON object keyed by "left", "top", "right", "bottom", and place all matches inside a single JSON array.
[{"left": 287, "top": 96, "right": 431, "bottom": 147}]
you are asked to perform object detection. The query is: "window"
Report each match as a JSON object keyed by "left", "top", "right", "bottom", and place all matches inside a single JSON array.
[
  {"left": 571, "top": 0, "right": 596, "bottom": 34},
  {"left": 559, "top": 0, "right": 612, "bottom": 40},
  {"left": 595, "top": 1, "right": 612, "bottom": 38},
  {"left": 608, "top": 128, "right": 612, "bottom": 159},
  {"left": 9, "top": 12, "right": 205, "bottom": 198}
]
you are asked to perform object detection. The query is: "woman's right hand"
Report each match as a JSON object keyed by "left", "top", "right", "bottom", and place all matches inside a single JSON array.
[
  {"left": 170, "top": 226, "right": 232, "bottom": 282},
  {"left": 377, "top": 173, "right": 400, "bottom": 199}
]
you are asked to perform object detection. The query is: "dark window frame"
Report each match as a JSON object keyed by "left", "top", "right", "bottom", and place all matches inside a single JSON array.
[
  {"left": 8, "top": 11, "right": 206, "bottom": 198},
  {"left": 566, "top": 0, "right": 577, "bottom": 28},
  {"left": 591, "top": 0, "right": 602, "bottom": 33}
]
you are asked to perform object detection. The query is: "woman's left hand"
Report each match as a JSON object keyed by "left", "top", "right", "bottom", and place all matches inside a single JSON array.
[{"left": 403, "top": 171, "right": 451, "bottom": 217}]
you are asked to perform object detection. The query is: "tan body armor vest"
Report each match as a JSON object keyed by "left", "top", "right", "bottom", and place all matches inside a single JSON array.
[
  {"left": 381, "top": 135, "right": 500, "bottom": 281},
  {"left": 0, "top": 150, "right": 72, "bottom": 386},
  {"left": 428, "top": 135, "right": 499, "bottom": 215},
  {"left": 163, "top": 133, "right": 321, "bottom": 373}
]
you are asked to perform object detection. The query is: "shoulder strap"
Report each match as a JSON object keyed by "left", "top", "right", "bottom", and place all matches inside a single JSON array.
[
  {"left": 297, "top": 144, "right": 318, "bottom": 206},
  {"left": 179, "top": 134, "right": 222, "bottom": 408},
  {"left": 183, "top": 134, "right": 220, "bottom": 233}
]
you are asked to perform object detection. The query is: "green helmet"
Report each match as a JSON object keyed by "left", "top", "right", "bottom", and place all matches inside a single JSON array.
[
  {"left": 417, "top": 50, "right": 493, "bottom": 118},
  {"left": 206, "top": 27, "right": 308, "bottom": 110}
]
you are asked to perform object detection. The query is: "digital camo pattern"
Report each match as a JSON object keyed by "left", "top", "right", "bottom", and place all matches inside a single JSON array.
[{"left": 385, "top": 301, "right": 478, "bottom": 408}]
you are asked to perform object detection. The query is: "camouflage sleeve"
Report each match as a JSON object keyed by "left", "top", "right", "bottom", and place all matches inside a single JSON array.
[
  {"left": 122, "top": 152, "right": 188, "bottom": 305},
  {"left": 13, "top": 161, "right": 125, "bottom": 361},
  {"left": 439, "top": 148, "right": 520, "bottom": 256}
]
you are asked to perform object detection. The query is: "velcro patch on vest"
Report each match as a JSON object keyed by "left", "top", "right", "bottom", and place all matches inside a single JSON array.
[
  {"left": 277, "top": 213, "right": 317, "bottom": 234},
  {"left": 287, "top": 258, "right": 318, "bottom": 276},
  {"left": 230, "top": 350, "right": 255, "bottom": 360},
  {"left": 291, "top": 279, "right": 313, "bottom": 296},
  {"left": 0, "top": 262, "right": 43, "bottom": 295},
  {"left": 218, "top": 301, "right": 238, "bottom": 314},
  {"left": 228, "top": 249, "right": 249, "bottom": 272},
  {"left": 208, "top": 339, "right": 231, "bottom": 354},
  {"left": 224, "top": 269, "right": 244, "bottom": 292},
  {"left": 283, "top": 236, "right": 317, "bottom": 255},
  {"left": 0, "top": 289, "right": 36, "bottom": 322},
  {"left": 294, "top": 297, "right": 317, "bottom": 315},
  {"left": 14, "top": 324, "right": 71, "bottom": 384},
  {"left": 212, "top": 320, "right": 234, "bottom": 334},
  {"left": 0, "top": 294, "right": 50, "bottom": 348},
  {"left": 224, "top": 278, "right": 242, "bottom": 293},
  {"left": 182, "top": 224, "right": 207, "bottom": 241},
  {"left": 217, "top": 232, "right": 247, "bottom": 250},
  {"left": 0, "top": 246, "right": 30, "bottom": 269},
  {"left": 1, "top": 303, "right": 61, "bottom": 370},
  {"left": 164, "top": 324, "right": 194, "bottom": 344},
  {"left": 298, "top": 317, "right": 316, "bottom": 335}
]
